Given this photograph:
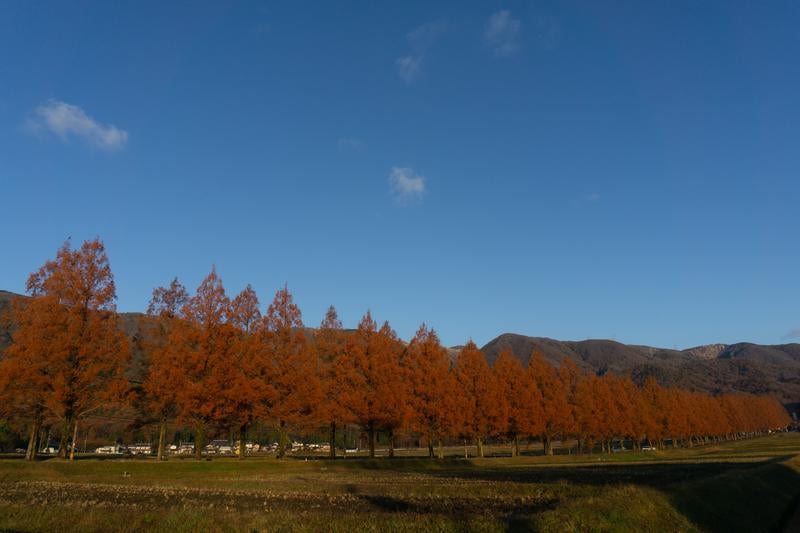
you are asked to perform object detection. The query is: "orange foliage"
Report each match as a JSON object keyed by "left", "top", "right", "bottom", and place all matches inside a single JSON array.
[
  {"left": 337, "top": 312, "right": 408, "bottom": 457},
  {"left": 2, "top": 240, "right": 793, "bottom": 461},
  {"left": 452, "top": 341, "right": 507, "bottom": 457},
  {"left": 262, "top": 285, "right": 321, "bottom": 458},
  {"left": 1, "top": 239, "right": 130, "bottom": 459},
  {"left": 402, "top": 324, "right": 455, "bottom": 458}
]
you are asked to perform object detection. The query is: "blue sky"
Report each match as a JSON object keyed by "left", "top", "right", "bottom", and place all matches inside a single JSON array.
[{"left": 1, "top": 1, "right": 799, "bottom": 348}]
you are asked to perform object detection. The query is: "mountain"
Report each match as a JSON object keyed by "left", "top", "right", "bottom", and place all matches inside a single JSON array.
[
  {"left": 2, "top": 290, "right": 798, "bottom": 409},
  {"left": 478, "top": 333, "right": 800, "bottom": 408}
]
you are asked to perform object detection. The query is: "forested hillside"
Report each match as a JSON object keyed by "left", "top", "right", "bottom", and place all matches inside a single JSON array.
[{"left": 480, "top": 333, "right": 800, "bottom": 407}]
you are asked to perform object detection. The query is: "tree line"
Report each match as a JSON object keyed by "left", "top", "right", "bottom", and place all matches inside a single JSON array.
[{"left": 0, "top": 239, "right": 791, "bottom": 461}]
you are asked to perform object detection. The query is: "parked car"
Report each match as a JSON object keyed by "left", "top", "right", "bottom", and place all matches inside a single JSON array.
[{"left": 641, "top": 444, "right": 657, "bottom": 451}]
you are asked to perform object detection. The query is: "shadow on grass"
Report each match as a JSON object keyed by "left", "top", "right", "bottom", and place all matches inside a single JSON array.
[
  {"left": 668, "top": 460, "right": 800, "bottom": 533},
  {"left": 343, "top": 454, "right": 800, "bottom": 532},
  {"left": 429, "top": 456, "right": 792, "bottom": 488},
  {"left": 337, "top": 454, "right": 794, "bottom": 487},
  {"left": 356, "top": 492, "right": 550, "bottom": 532}
]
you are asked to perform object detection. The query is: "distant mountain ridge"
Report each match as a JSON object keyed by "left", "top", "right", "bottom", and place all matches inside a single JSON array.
[
  {"left": 478, "top": 333, "right": 800, "bottom": 408},
  {"left": 2, "top": 290, "right": 798, "bottom": 409}
]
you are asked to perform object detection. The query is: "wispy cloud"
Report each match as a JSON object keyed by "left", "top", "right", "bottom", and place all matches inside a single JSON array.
[
  {"left": 395, "top": 21, "right": 447, "bottom": 83},
  {"left": 395, "top": 56, "right": 422, "bottom": 83},
  {"left": 389, "top": 166, "right": 425, "bottom": 203},
  {"left": 26, "top": 100, "right": 128, "bottom": 150},
  {"left": 485, "top": 10, "right": 521, "bottom": 57},
  {"left": 338, "top": 137, "right": 365, "bottom": 150},
  {"left": 784, "top": 327, "right": 800, "bottom": 340}
]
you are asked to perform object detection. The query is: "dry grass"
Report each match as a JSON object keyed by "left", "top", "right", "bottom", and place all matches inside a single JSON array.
[{"left": 0, "top": 433, "right": 798, "bottom": 532}]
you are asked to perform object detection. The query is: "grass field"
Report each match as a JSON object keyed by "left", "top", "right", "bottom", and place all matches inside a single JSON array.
[{"left": 1, "top": 433, "right": 799, "bottom": 532}]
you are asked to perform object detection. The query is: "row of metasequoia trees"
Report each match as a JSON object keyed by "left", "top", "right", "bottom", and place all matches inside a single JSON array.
[{"left": 0, "top": 239, "right": 791, "bottom": 460}]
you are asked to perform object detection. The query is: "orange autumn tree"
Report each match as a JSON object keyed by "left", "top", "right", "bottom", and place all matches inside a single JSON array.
[
  {"left": 143, "top": 277, "right": 189, "bottom": 460},
  {"left": 640, "top": 377, "right": 667, "bottom": 449},
  {"left": 604, "top": 374, "right": 635, "bottom": 451},
  {"left": 402, "top": 324, "right": 454, "bottom": 458},
  {"left": 529, "top": 351, "right": 571, "bottom": 455},
  {"left": 592, "top": 374, "right": 622, "bottom": 452},
  {"left": 556, "top": 358, "right": 582, "bottom": 451},
  {"left": 573, "top": 373, "right": 602, "bottom": 453},
  {"left": 493, "top": 348, "right": 542, "bottom": 456},
  {"left": 453, "top": 341, "right": 507, "bottom": 458},
  {"left": 622, "top": 376, "right": 653, "bottom": 451},
  {"left": 339, "top": 312, "right": 407, "bottom": 457},
  {"left": 172, "top": 268, "right": 235, "bottom": 459},
  {"left": 315, "top": 305, "right": 351, "bottom": 458},
  {"left": 3, "top": 239, "right": 130, "bottom": 460},
  {"left": 375, "top": 321, "right": 410, "bottom": 457},
  {"left": 262, "top": 285, "right": 321, "bottom": 458},
  {"left": 225, "top": 284, "right": 269, "bottom": 459},
  {"left": 0, "top": 294, "right": 54, "bottom": 461}
]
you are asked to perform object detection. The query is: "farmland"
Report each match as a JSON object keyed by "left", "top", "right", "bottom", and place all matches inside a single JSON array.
[{"left": 1, "top": 433, "right": 799, "bottom": 532}]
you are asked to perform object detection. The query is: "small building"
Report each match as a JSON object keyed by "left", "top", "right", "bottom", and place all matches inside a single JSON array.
[
  {"left": 96, "top": 444, "right": 124, "bottom": 455},
  {"left": 127, "top": 443, "right": 153, "bottom": 455}
]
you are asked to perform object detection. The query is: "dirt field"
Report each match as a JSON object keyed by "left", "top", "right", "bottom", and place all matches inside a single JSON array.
[{"left": 1, "top": 433, "right": 799, "bottom": 532}]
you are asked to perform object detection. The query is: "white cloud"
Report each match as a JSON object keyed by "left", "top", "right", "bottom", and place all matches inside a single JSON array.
[
  {"left": 486, "top": 10, "right": 521, "bottom": 56},
  {"left": 389, "top": 166, "right": 425, "bottom": 202},
  {"left": 26, "top": 99, "right": 128, "bottom": 150},
  {"left": 395, "top": 56, "right": 422, "bottom": 83},
  {"left": 395, "top": 21, "right": 447, "bottom": 83}
]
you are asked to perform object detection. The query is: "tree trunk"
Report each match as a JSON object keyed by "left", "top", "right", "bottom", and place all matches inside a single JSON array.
[
  {"left": 368, "top": 424, "right": 376, "bottom": 458},
  {"left": 388, "top": 429, "right": 395, "bottom": 458},
  {"left": 69, "top": 418, "right": 79, "bottom": 461},
  {"left": 238, "top": 423, "right": 247, "bottom": 460},
  {"left": 329, "top": 421, "right": 336, "bottom": 459},
  {"left": 437, "top": 438, "right": 444, "bottom": 459},
  {"left": 39, "top": 428, "right": 49, "bottom": 456},
  {"left": 543, "top": 434, "right": 553, "bottom": 456},
  {"left": 427, "top": 438, "right": 435, "bottom": 458},
  {"left": 277, "top": 420, "right": 288, "bottom": 459},
  {"left": 464, "top": 439, "right": 469, "bottom": 459},
  {"left": 194, "top": 424, "right": 205, "bottom": 460},
  {"left": 58, "top": 416, "right": 73, "bottom": 459},
  {"left": 26, "top": 415, "right": 41, "bottom": 461},
  {"left": 476, "top": 436, "right": 484, "bottom": 458},
  {"left": 513, "top": 434, "right": 520, "bottom": 457},
  {"left": 157, "top": 417, "right": 168, "bottom": 461}
]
